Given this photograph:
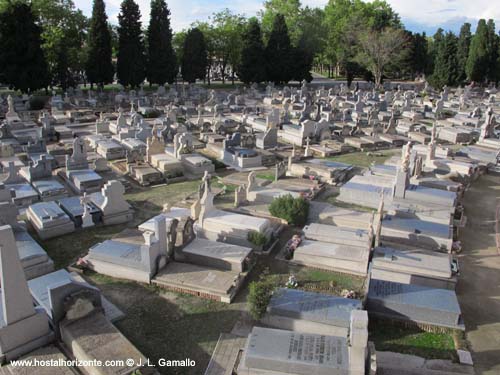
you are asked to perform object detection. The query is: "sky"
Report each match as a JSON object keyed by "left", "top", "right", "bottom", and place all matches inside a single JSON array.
[{"left": 74, "top": 0, "right": 500, "bottom": 35}]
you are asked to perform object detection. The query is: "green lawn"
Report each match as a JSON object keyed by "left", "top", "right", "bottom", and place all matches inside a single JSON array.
[
  {"left": 87, "top": 272, "right": 241, "bottom": 375},
  {"left": 253, "top": 260, "right": 366, "bottom": 298},
  {"left": 256, "top": 172, "right": 275, "bottom": 182},
  {"left": 369, "top": 319, "right": 457, "bottom": 360},
  {"left": 326, "top": 149, "right": 401, "bottom": 168}
]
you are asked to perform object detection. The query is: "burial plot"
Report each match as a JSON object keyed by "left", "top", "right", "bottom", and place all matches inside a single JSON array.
[
  {"left": 367, "top": 278, "right": 464, "bottom": 330},
  {"left": 263, "top": 288, "right": 362, "bottom": 337}
]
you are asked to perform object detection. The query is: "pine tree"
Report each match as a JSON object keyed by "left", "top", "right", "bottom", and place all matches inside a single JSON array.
[
  {"left": 0, "top": 3, "right": 49, "bottom": 93},
  {"left": 181, "top": 28, "right": 207, "bottom": 83},
  {"left": 430, "top": 32, "right": 459, "bottom": 89},
  {"left": 117, "top": 0, "right": 146, "bottom": 88},
  {"left": 466, "top": 19, "right": 490, "bottom": 83},
  {"left": 237, "top": 18, "right": 267, "bottom": 84},
  {"left": 265, "top": 14, "right": 293, "bottom": 84},
  {"left": 146, "top": 0, "right": 177, "bottom": 85},
  {"left": 86, "top": 0, "right": 114, "bottom": 88},
  {"left": 456, "top": 23, "right": 472, "bottom": 84}
]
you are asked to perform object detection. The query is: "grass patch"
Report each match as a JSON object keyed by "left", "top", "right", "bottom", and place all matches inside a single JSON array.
[
  {"left": 86, "top": 271, "right": 240, "bottom": 375},
  {"left": 369, "top": 319, "right": 457, "bottom": 360},
  {"left": 256, "top": 173, "right": 275, "bottom": 182},
  {"left": 253, "top": 262, "right": 366, "bottom": 298},
  {"left": 327, "top": 149, "right": 400, "bottom": 168}
]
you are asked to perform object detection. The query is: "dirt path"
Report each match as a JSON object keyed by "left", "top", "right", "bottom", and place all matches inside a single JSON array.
[{"left": 457, "top": 174, "right": 500, "bottom": 375}]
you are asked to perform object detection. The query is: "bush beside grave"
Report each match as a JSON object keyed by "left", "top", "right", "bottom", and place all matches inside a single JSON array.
[
  {"left": 269, "top": 194, "right": 309, "bottom": 226},
  {"left": 247, "top": 231, "right": 268, "bottom": 247},
  {"left": 248, "top": 277, "right": 275, "bottom": 320}
]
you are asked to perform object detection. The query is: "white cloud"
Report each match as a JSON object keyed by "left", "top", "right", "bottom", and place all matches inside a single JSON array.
[{"left": 74, "top": 0, "right": 500, "bottom": 32}]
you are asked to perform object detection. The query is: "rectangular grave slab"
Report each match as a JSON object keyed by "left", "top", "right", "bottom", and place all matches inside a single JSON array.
[
  {"left": 263, "top": 288, "right": 362, "bottom": 337},
  {"left": 241, "top": 327, "right": 349, "bottom": 375},
  {"left": 371, "top": 246, "right": 454, "bottom": 289},
  {"left": 293, "top": 240, "right": 369, "bottom": 276},
  {"left": 367, "top": 278, "right": 464, "bottom": 329},
  {"left": 303, "top": 223, "right": 370, "bottom": 248}
]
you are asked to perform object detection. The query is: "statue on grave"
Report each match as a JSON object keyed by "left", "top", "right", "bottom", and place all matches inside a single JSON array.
[{"left": 401, "top": 142, "right": 412, "bottom": 172}]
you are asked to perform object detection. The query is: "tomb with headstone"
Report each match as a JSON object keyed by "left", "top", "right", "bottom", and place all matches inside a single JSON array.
[
  {"left": 366, "top": 276, "right": 464, "bottom": 330},
  {"left": 262, "top": 288, "right": 363, "bottom": 337}
]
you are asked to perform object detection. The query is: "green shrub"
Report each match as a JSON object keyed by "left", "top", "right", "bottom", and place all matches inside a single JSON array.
[
  {"left": 248, "top": 277, "right": 275, "bottom": 320},
  {"left": 247, "top": 231, "right": 268, "bottom": 247},
  {"left": 141, "top": 109, "right": 162, "bottom": 118},
  {"left": 269, "top": 194, "right": 309, "bottom": 226},
  {"left": 29, "top": 96, "right": 47, "bottom": 110}
]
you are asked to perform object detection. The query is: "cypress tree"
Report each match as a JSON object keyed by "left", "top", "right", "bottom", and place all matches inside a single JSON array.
[
  {"left": 456, "top": 23, "right": 472, "bottom": 83},
  {"left": 430, "top": 32, "right": 459, "bottom": 89},
  {"left": 237, "top": 18, "right": 267, "bottom": 84},
  {"left": 486, "top": 20, "right": 499, "bottom": 83},
  {"left": 414, "top": 32, "right": 429, "bottom": 76},
  {"left": 117, "top": 0, "right": 146, "bottom": 88},
  {"left": 265, "top": 14, "right": 293, "bottom": 84},
  {"left": 0, "top": 3, "right": 49, "bottom": 93},
  {"left": 86, "top": 0, "right": 114, "bottom": 88},
  {"left": 466, "top": 19, "right": 489, "bottom": 83},
  {"left": 291, "top": 34, "right": 313, "bottom": 82},
  {"left": 146, "top": 0, "right": 177, "bottom": 85},
  {"left": 181, "top": 28, "right": 207, "bottom": 83}
]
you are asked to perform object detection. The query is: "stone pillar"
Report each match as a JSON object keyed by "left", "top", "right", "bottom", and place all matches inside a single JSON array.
[
  {"left": 393, "top": 168, "right": 408, "bottom": 199},
  {"left": 0, "top": 225, "right": 52, "bottom": 361},
  {"left": 153, "top": 216, "right": 167, "bottom": 255},
  {"left": 349, "top": 310, "right": 368, "bottom": 375}
]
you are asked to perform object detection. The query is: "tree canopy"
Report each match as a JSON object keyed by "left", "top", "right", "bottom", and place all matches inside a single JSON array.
[
  {"left": 181, "top": 27, "right": 208, "bottom": 83},
  {"left": 117, "top": 0, "right": 146, "bottom": 88},
  {"left": 86, "top": 0, "right": 114, "bottom": 88},
  {"left": 0, "top": 2, "right": 50, "bottom": 93},
  {"left": 146, "top": 0, "right": 177, "bottom": 85},
  {"left": 237, "top": 18, "right": 267, "bottom": 84}
]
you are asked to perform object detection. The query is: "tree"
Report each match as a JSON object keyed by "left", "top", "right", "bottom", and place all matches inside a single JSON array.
[
  {"left": 117, "top": 0, "right": 146, "bottom": 88},
  {"left": 456, "top": 23, "right": 471, "bottom": 84},
  {"left": 191, "top": 22, "right": 215, "bottom": 85},
  {"left": 260, "top": 0, "right": 302, "bottom": 44},
  {"left": 323, "top": 0, "right": 400, "bottom": 79},
  {"left": 291, "top": 35, "right": 313, "bottom": 82},
  {"left": 429, "top": 32, "right": 459, "bottom": 89},
  {"left": 237, "top": 18, "right": 267, "bottom": 84},
  {"left": 146, "top": 0, "right": 177, "bottom": 86},
  {"left": 466, "top": 19, "right": 490, "bottom": 83},
  {"left": 408, "top": 32, "right": 428, "bottom": 78},
  {"left": 181, "top": 28, "right": 207, "bottom": 83},
  {"left": 265, "top": 14, "right": 293, "bottom": 84},
  {"left": 212, "top": 9, "right": 245, "bottom": 84},
  {"left": 7, "top": 0, "right": 88, "bottom": 89},
  {"left": 298, "top": 6, "right": 326, "bottom": 72},
  {"left": 172, "top": 30, "right": 187, "bottom": 67},
  {"left": 358, "top": 27, "right": 407, "bottom": 87},
  {"left": 86, "top": 0, "right": 114, "bottom": 88},
  {"left": 0, "top": 2, "right": 49, "bottom": 93},
  {"left": 486, "top": 20, "right": 499, "bottom": 83}
]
